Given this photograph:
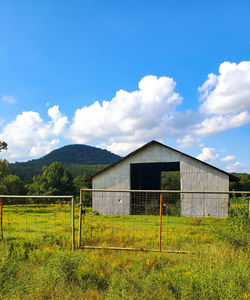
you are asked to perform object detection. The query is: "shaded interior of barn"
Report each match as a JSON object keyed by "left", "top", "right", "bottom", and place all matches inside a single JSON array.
[{"left": 130, "top": 162, "right": 181, "bottom": 215}]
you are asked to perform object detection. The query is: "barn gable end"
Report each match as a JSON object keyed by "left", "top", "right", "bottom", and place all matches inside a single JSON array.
[{"left": 92, "top": 141, "right": 233, "bottom": 217}]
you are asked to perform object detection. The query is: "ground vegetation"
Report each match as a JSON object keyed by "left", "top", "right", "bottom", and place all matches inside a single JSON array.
[{"left": 0, "top": 196, "right": 249, "bottom": 299}]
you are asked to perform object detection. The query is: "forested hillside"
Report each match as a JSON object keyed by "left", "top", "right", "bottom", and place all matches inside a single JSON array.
[{"left": 9, "top": 144, "right": 121, "bottom": 182}]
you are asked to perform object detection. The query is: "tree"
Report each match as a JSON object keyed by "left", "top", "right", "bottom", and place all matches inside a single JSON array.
[
  {"left": 0, "top": 141, "right": 9, "bottom": 191},
  {"left": 3, "top": 175, "right": 26, "bottom": 195},
  {"left": 0, "top": 159, "right": 9, "bottom": 179},
  {"left": 73, "top": 174, "right": 92, "bottom": 206},
  {"left": 27, "top": 162, "right": 75, "bottom": 195},
  {"left": 73, "top": 174, "right": 91, "bottom": 192},
  {"left": 230, "top": 173, "right": 250, "bottom": 191},
  {"left": 0, "top": 141, "right": 7, "bottom": 152},
  {"left": 0, "top": 157, "right": 26, "bottom": 195}
]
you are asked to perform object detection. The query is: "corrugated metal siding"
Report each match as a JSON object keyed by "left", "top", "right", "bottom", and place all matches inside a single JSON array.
[{"left": 92, "top": 144, "right": 229, "bottom": 217}]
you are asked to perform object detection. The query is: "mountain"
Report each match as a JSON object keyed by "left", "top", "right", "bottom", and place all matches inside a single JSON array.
[
  {"left": 9, "top": 144, "right": 121, "bottom": 182},
  {"left": 31, "top": 144, "right": 121, "bottom": 165}
]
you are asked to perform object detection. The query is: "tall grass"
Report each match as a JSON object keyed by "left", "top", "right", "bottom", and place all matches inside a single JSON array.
[
  {"left": 0, "top": 199, "right": 249, "bottom": 299},
  {"left": 0, "top": 240, "right": 249, "bottom": 299},
  {"left": 214, "top": 195, "right": 249, "bottom": 250}
]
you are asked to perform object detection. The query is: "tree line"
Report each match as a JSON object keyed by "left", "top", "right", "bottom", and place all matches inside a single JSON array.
[
  {"left": 1, "top": 141, "right": 250, "bottom": 199},
  {"left": 0, "top": 141, "right": 90, "bottom": 198},
  {"left": 1, "top": 160, "right": 90, "bottom": 197}
]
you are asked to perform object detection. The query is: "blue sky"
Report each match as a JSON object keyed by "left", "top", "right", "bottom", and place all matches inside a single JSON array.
[{"left": 0, "top": 0, "right": 250, "bottom": 173}]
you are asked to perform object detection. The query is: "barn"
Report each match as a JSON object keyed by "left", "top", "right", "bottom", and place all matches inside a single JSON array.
[{"left": 92, "top": 141, "right": 238, "bottom": 217}]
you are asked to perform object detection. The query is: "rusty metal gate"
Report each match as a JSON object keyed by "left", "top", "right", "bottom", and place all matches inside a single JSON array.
[{"left": 78, "top": 189, "right": 249, "bottom": 253}]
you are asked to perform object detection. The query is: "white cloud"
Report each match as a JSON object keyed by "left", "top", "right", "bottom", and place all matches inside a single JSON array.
[
  {"left": 0, "top": 106, "right": 67, "bottom": 161},
  {"left": 226, "top": 162, "right": 247, "bottom": 173},
  {"left": 193, "top": 111, "right": 250, "bottom": 137},
  {"left": 98, "top": 141, "right": 144, "bottom": 156},
  {"left": 2, "top": 94, "right": 17, "bottom": 104},
  {"left": 177, "top": 135, "right": 203, "bottom": 149},
  {"left": 198, "top": 73, "right": 218, "bottom": 101},
  {"left": 1, "top": 64, "right": 250, "bottom": 164},
  {"left": 177, "top": 62, "right": 250, "bottom": 148},
  {"left": 199, "top": 61, "right": 250, "bottom": 115},
  {"left": 48, "top": 105, "right": 69, "bottom": 136},
  {"left": 30, "top": 139, "right": 60, "bottom": 157},
  {"left": 196, "top": 147, "right": 219, "bottom": 163},
  {"left": 221, "top": 155, "right": 236, "bottom": 162},
  {"left": 69, "top": 75, "right": 183, "bottom": 149}
]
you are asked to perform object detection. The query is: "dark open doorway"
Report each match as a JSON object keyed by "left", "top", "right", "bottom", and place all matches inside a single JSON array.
[
  {"left": 130, "top": 162, "right": 180, "bottom": 214},
  {"left": 161, "top": 171, "right": 181, "bottom": 215}
]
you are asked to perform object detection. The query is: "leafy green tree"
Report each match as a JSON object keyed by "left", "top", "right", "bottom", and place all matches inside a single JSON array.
[
  {"left": 0, "top": 141, "right": 7, "bottom": 152},
  {"left": 73, "top": 174, "right": 91, "bottom": 192},
  {"left": 0, "top": 159, "right": 9, "bottom": 179},
  {"left": 0, "top": 158, "right": 9, "bottom": 194},
  {"left": 27, "top": 162, "right": 75, "bottom": 195},
  {"left": 0, "top": 141, "right": 9, "bottom": 193},
  {"left": 230, "top": 173, "right": 250, "bottom": 191},
  {"left": 0, "top": 181, "right": 8, "bottom": 194},
  {"left": 0, "top": 156, "right": 26, "bottom": 195},
  {"left": 73, "top": 174, "right": 92, "bottom": 206},
  {"left": 3, "top": 175, "right": 26, "bottom": 195}
]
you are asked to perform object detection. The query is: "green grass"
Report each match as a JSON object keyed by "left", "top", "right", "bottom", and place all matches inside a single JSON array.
[
  {"left": 2, "top": 204, "right": 73, "bottom": 246},
  {"left": 0, "top": 203, "right": 249, "bottom": 299},
  {"left": 80, "top": 213, "right": 216, "bottom": 251}
]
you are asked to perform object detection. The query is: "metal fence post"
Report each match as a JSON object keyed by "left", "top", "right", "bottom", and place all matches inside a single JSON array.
[
  {"left": 159, "top": 192, "right": 163, "bottom": 252},
  {"left": 78, "top": 189, "right": 82, "bottom": 248},
  {"left": 72, "top": 197, "right": 75, "bottom": 251}
]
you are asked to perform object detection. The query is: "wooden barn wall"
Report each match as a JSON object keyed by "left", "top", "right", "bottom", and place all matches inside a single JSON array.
[{"left": 92, "top": 144, "right": 229, "bottom": 217}]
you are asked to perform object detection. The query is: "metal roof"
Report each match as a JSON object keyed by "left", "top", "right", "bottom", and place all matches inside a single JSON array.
[{"left": 91, "top": 140, "right": 239, "bottom": 182}]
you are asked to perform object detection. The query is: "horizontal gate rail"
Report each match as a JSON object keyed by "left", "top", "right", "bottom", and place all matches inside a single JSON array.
[{"left": 80, "top": 188, "right": 250, "bottom": 194}]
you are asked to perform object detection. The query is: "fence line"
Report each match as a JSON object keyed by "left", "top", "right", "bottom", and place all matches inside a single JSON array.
[
  {"left": 78, "top": 189, "right": 249, "bottom": 253},
  {"left": 1, "top": 190, "right": 249, "bottom": 253},
  {"left": 80, "top": 188, "right": 250, "bottom": 194},
  {"left": 0, "top": 195, "right": 74, "bottom": 198}
]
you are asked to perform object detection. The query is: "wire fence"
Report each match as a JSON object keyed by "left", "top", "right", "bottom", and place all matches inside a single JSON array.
[
  {"left": 78, "top": 189, "right": 250, "bottom": 253},
  {"left": 1, "top": 191, "right": 249, "bottom": 253},
  {"left": 0, "top": 195, "right": 76, "bottom": 250}
]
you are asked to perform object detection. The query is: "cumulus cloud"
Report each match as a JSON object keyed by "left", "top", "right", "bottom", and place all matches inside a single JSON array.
[
  {"left": 48, "top": 105, "right": 69, "bottom": 136},
  {"left": 196, "top": 147, "right": 219, "bottom": 163},
  {"left": 198, "top": 73, "right": 218, "bottom": 101},
  {"left": 178, "top": 61, "right": 250, "bottom": 148},
  {"left": 193, "top": 111, "right": 250, "bottom": 137},
  {"left": 98, "top": 141, "right": 144, "bottom": 156},
  {"left": 199, "top": 61, "right": 250, "bottom": 115},
  {"left": 221, "top": 155, "right": 236, "bottom": 162},
  {"left": 68, "top": 75, "right": 183, "bottom": 151},
  {"left": 226, "top": 162, "right": 247, "bottom": 173},
  {"left": 30, "top": 139, "right": 60, "bottom": 157},
  {"left": 1, "top": 63, "right": 250, "bottom": 164},
  {"left": 0, "top": 105, "right": 68, "bottom": 161},
  {"left": 2, "top": 94, "right": 17, "bottom": 104},
  {"left": 177, "top": 135, "right": 203, "bottom": 149}
]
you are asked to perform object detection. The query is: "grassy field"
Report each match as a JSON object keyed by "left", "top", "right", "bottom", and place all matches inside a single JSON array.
[{"left": 0, "top": 200, "right": 249, "bottom": 299}]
